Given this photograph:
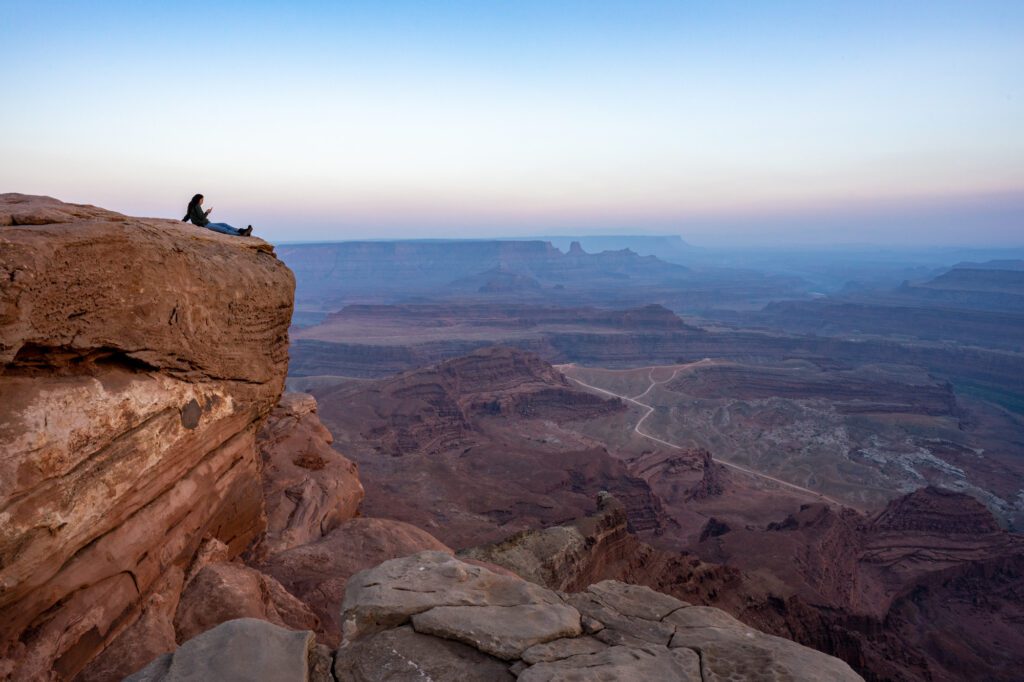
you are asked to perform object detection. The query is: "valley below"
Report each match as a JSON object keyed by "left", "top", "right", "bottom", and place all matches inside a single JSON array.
[
  {"left": 296, "top": 345, "right": 1024, "bottom": 682},
  {"left": 279, "top": 237, "right": 1024, "bottom": 681}
]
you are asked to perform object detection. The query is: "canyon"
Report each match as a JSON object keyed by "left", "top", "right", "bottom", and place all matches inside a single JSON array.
[
  {"left": 279, "top": 236, "right": 1024, "bottom": 681},
  {"left": 296, "top": 342, "right": 1024, "bottom": 680},
  {"left": 290, "top": 301, "right": 1024, "bottom": 528},
  {"left": 0, "top": 196, "right": 868, "bottom": 681},
  {"left": 288, "top": 300, "right": 1024, "bottom": 421}
]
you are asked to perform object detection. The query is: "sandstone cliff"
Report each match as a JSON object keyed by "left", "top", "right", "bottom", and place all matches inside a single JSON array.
[
  {"left": 459, "top": 493, "right": 766, "bottom": 623},
  {"left": 0, "top": 195, "right": 294, "bottom": 680},
  {"left": 74, "top": 391, "right": 445, "bottom": 681}
]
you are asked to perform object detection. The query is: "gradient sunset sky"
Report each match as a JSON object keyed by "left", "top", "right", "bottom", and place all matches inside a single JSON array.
[{"left": 3, "top": 1, "right": 1022, "bottom": 245}]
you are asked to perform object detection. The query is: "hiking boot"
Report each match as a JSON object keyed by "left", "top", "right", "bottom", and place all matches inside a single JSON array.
[{"left": 241, "top": 225, "right": 253, "bottom": 236}]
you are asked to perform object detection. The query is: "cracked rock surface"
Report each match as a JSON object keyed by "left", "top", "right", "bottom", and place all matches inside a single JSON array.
[
  {"left": 123, "top": 552, "right": 863, "bottom": 681},
  {"left": 335, "top": 552, "right": 863, "bottom": 681}
]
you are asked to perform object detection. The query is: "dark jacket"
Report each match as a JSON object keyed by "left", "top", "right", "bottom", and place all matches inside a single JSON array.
[{"left": 185, "top": 203, "right": 209, "bottom": 227}]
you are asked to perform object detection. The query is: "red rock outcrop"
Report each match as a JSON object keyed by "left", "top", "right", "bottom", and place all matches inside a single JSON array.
[
  {"left": 459, "top": 493, "right": 776, "bottom": 621},
  {"left": 254, "top": 392, "right": 364, "bottom": 556},
  {"left": 0, "top": 195, "right": 294, "bottom": 680},
  {"left": 171, "top": 562, "right": 319, "bottom": 642},
  {"left": 73, "top": 566, "right": 186, "bottom": 682},
  {"left": 76, "top": 396, "right": 448, "bottom": 678},
  {"left": 318, "top": 346, "right": 622, "bottom": 457},
  {"left": 629, "top": 447, "right": 728, "bottom": 504}
]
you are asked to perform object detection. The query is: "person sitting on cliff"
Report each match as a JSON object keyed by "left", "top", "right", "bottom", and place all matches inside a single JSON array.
[{"left": 182, "top": 194, "right": 253, "bottom": 236}]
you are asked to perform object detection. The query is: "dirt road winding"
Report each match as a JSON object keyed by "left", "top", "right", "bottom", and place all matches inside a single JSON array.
[{"left": 562, "top": 363, "right": 849, "bottom": 508}]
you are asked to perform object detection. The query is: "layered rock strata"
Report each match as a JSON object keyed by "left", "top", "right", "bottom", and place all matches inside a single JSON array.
[
  {"left": 460, "top": 493, "right": 751, "bottom": 613},
  {"left": 0, "top": 195, "right": 294, "bottom": 680},
  {"left": 82, "top": 400, "right": 450, "bottom": 679},
  {"left": 460, "top": 492, "right": 651, "bottom": 591},
  {"left": 698, "top": 487, "right": 1024, "bottom": 681}
]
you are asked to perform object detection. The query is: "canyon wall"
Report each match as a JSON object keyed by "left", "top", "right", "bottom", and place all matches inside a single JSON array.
[{"left": 0, "top": 195, "right": 295, "bottom": 679}]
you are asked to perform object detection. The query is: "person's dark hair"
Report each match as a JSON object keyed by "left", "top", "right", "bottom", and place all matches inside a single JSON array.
[{"left": 182, "top": 194, "right": 203, "bottom": 221}]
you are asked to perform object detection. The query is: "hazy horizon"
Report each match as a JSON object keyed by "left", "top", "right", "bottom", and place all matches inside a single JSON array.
[{"left": 3, "top": 1, "right": 1022, "bottom": 246}]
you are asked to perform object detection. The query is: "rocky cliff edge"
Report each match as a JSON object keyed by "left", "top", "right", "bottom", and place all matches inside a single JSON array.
[{"left": 0, "top": 194, "right": 294, "bottom": 679}]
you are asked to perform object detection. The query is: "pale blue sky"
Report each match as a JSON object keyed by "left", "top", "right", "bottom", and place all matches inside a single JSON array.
[{"left": 2, "top": 1, "right": 1022, "bottom": 245}]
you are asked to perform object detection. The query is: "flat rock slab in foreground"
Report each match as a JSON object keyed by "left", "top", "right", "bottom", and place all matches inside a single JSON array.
[{"left": 335, "top": 551, "right": 863, "bottom": 681}]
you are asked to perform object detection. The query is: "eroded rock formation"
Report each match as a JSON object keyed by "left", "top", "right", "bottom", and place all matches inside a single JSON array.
[
  {"left": 3, "top": 195, "right": 1000, "bottom": 682},
  {"left": 697, "top": 487, "right": 1024, "bottom": 681},
  {"left": 172, "top": 561, "right": 319, "bottom": 643},
  {"left": 458, "top": 493, "right": 743, "bottom": 604},
  {"left": 0, "top": 195, "right": 294, "bottom": 680},
  {"left": 459, "top": 492, "right": 688, "bottom": 593},
  {"left": 255, "top": 392, "right": 364, "bottom": 556}
]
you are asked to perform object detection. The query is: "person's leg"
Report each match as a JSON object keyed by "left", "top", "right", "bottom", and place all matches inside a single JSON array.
[{"left": 204, "top": 222, "right": 243, "bottom": 236}]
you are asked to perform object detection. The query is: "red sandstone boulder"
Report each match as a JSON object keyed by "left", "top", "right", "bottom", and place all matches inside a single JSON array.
[{"left": 173, "top": 562, "right": 319, "bottom": 642}]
